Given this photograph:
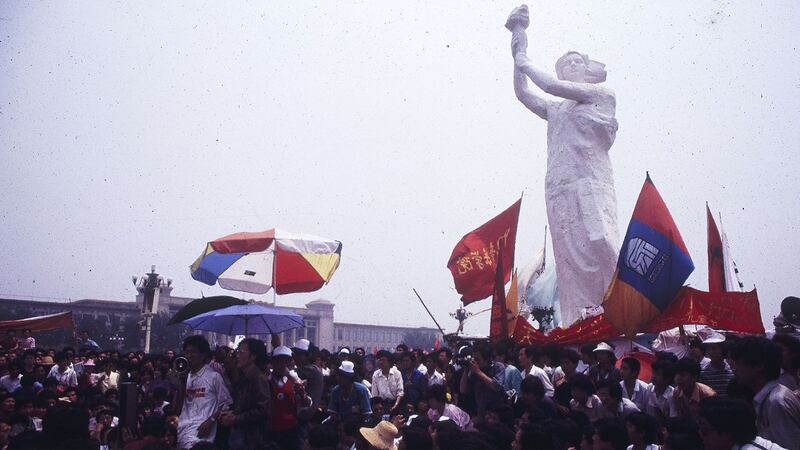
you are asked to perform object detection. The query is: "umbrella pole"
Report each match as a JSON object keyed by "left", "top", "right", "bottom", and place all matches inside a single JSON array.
[{"left": 272, "top": 248, "right": 277, "bottom": 306}]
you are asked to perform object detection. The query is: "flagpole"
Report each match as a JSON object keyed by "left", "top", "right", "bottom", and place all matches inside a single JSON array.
[{"left": 412, "top": 289, "right": 446, "bottom": 336}]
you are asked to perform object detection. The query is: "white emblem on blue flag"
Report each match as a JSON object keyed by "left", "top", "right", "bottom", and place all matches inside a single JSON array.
[{"left": 626, "top": 237, "right": 659, "bottom": 276}]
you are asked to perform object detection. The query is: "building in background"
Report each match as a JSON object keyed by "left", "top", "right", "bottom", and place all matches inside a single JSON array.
[{"left": 0, "top": 280, "right": 441, "bottom": 352}]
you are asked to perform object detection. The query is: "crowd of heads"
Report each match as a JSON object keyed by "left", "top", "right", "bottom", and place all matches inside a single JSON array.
[{"left": 0, "top": 323, "right": 795, "bottom": 450}]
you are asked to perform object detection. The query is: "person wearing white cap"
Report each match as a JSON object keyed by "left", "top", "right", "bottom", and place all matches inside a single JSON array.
[
  {"left": 587, "top": 342, "right": 621, "bottom": 385},
  {"left": 699, "top": 331, "right": 734, "bottom": 398},
  {"left": 268, "top": 346, "right": 309, "bottom": 450},
  {"left": 292, "top": 339, "right": 324, "bottom": 412},
  {"left": 327, "top": 360, "right": 372, "bottom": 421}
]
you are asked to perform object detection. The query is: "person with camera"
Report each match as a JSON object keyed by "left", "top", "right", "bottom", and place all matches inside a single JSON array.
[
  {"left": 459, "top": 343, "right": 506, "bottom": 419},
  {"left": 218, "top": 337, "right": 271, "bottom": 450},
  {"left": 173, "top": 335, "right": 232, "bottom": 450}
]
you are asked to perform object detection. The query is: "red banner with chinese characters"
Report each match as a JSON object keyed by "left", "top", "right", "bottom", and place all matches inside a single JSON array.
[
  {"left": 448, "top": 199, "right": 521, "bottom": 305},
  {"left": 513, "top": 287, "right": 763, "bottom": 345},
  {"left": 0, "top": 311, "right": 74, "bottom": 333}
]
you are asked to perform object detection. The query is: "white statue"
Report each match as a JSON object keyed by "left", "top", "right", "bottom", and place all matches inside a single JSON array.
[{"left": 507, "top": 5, "right": 620, "bottom": 326}]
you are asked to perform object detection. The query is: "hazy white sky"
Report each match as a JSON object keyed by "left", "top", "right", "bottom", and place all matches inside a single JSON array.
[{"left": 1, "top": 1, "right": 799, "bottom": 336}]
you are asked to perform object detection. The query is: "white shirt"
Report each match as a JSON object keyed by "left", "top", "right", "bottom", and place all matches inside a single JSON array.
[
  {"left": 47, "top": 365, "right": 77, "bottom": 386},
  {"left": 734, "top": 436, "right": 787, "bottom": 450},
  {"left": 96, "top": 371, "right": 119, "bottom": 393},
  {"left": 177, "top": 364, "right": 233, "bottom": 450},
  {"left": 20, "top": 337, "right": 35, "bottom": 349},
  {"left": 371, "top": 366, "right": 404, "bottom": 401},
  {"left": 0, "top": 374, "right": 22, "bottom": 393},
  {"left": 528, "top": 365, "right": 555, "bottom": 397},
  {"left": 645, "top": 384, "right": 677, "bottom": 419},
  {"left": 620, "top": 379, "right": 650, "bottom": 411},
  {"left": 752, "top": 380, "right": 800, "bottom": 450},
  {"left": 425, "top": 370, "right": 445, "bottom": 387},
  {"left": 416, "top": 363, "right": 428, "bottom": 375}
]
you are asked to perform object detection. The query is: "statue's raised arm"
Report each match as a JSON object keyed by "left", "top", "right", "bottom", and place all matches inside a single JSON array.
[
  {"left": 507, "top": 5, "right": 613, "bottom": 108},
  {"left": 505, "top": 4, "right": 621, "bottom": 327}
]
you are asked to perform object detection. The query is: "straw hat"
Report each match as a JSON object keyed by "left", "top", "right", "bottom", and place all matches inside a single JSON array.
[
  {"left": 40, "top": 356, "right": 54, "bottom": 366},
  {"left": 359, "top": 420, "right": 398, "bottom": 450}
]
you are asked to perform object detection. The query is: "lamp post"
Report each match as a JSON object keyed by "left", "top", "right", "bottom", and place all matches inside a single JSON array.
[
  {"left": 132, "top": 265, "right": 171, "bottom": 354},
  {"left": 108, "top": 333, "right": 125, "bottom": 351}
]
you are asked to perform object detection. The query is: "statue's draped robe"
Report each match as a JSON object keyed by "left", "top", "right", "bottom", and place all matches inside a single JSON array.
[{"left": 545, "top": 99, "right": 620, "bottom": 326}]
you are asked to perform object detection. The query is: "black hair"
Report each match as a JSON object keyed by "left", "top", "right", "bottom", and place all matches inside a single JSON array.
[
  {"left": 560, "top": 348, "right": 580, "bottom": 364},
  {"left": 664, "top": 433, "right": 703, "bottom": 450},
  {"left": 424, "top": 384, "right": 448, "bottom": 403},
  {"left": 473, "top": 342, "right": 493, "bottom": 361},
  {"left": 520, "top": 375, "right": 545, "bottom": 398},
  {"left": 728, "top": 336, "right": 782, "bottom": 380},
  {"left": 625, "top": 412, "right": 659, "bottom": 443},
  {"left": 655, "top": 351, "right": 679, "bottom": 363},
  {"left": 773, "top": 333, "right": 800, "bottom": 369},
  {"left": 593, "top": 417, "right": 628, "bottom": 450},
  {"left": 400, "top": 351, "right": 416, "bottom": 363},
  {"left": 375, "top": 350, "right": 394, "bottom": 363},
  {"left": 580, "top": 343, "right": 596, "bottom": 355},
  {"left": 620, "top": 357, "right": 641, "bottom": 377},
  {"left": 699, "top": 396, "right": 758, "bottom": 445},
  {"left": 474, "top": 421, "right": 515, "bottom": 450},
  {"left": 403, "top": 426, "right": 433, "bottom": 450},
  {"left": 595, "top": 379, "right": 623, "bottom": 400},
  {"left": 141, "top": 415, "right": 166, "bottom": 438},
  {"left": 308, "top": 423, "right": 339, "bottom": 448},
  {"left": 239, "top": 338, "right": 268, "bottom": 366},
  {"left": 675, "top": 357, "right": 701, "bottom": 379},
  {"left": 569, "top": 373, "right": 595, "bottom": 395},
  {"left": 182, "top": 335, "right": 212, "bottom": 358},
  {"left": 517, "top": 423, "right": 553, "bottom": 450},
  {"left": 651, "top": 359, "right": 676, "bottom": 383}
]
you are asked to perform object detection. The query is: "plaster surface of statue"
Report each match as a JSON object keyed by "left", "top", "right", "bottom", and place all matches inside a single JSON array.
[{"left": 506, "top": 5, "right": 620, "bottom": 326}]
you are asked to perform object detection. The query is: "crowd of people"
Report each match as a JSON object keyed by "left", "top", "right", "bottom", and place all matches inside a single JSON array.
[{"left": 0, "top": 325, "right": 798, "bottom": 450}]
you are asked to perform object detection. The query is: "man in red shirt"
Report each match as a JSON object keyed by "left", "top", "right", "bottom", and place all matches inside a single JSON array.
[{"left": 269, "top": 346, "right": 310, "bottom": 450}]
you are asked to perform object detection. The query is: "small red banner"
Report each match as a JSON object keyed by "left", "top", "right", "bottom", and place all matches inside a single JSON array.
[{"left": 447, "top": 199, "right": 521, "bottom": 305}]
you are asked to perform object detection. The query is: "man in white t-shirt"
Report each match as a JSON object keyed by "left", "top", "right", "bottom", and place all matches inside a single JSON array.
[
  {"left": 47, "top": 352, "right": 77, "bottom": 387},
  {"left": 0, "top": 364, "right": 23, "bottom": 393},
  {"left": 176, "top": 335, "right": 232, "bottom": 450},
  {"left": 517, "top": 346, "right": 554, "bottom": 397}
]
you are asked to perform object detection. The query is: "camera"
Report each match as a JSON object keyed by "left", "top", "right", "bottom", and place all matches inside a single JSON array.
[{"left": 173, "top": 356, "right": 189, "bottom": 372}]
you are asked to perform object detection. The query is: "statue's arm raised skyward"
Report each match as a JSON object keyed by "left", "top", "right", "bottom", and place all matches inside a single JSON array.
[{"left": 507, "top": 5, "right": 613, "bottom": 110}]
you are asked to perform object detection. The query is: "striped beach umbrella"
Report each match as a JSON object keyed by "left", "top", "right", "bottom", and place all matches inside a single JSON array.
[{"left": 190, "top": 229, "right": 342, "bottom": 295}]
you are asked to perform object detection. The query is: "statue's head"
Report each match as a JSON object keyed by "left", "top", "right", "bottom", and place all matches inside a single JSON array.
[{"left": 556, "top": 51, "right": 607, "bottom": 84}]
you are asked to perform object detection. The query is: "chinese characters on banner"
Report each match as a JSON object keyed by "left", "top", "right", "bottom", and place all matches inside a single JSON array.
[{"left": 447, "top": 199, "right": 521, "bottom": 305}]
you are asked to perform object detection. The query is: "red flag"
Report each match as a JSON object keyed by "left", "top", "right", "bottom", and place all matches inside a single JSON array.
[
  {"left": 447, "top": 199, "right": 521, "bottom": 304},
  {"left": 489, "top": 249, "right": 509, "bottom": 341},
  {"left": 707, "top": 204, "right": 725, "bottom": 292}
]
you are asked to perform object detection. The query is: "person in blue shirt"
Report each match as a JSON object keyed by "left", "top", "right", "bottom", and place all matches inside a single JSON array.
[
  {"left": 75, "top": 330, "right": 101, "bottom": 351},
  {"left": 327, "top": 361, "right": 371, "bottom": 421}
]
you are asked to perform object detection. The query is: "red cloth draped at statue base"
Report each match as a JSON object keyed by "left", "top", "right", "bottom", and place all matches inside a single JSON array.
[{"left": 514, "top": 287, "right": 763, "bottom": 345}]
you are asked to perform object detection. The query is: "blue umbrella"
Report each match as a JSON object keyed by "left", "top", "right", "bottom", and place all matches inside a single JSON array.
[{"left": 182, "top": 303, "right": 304, "bottom": 335}]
